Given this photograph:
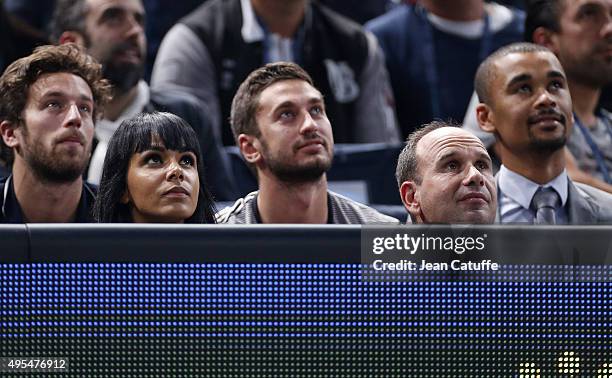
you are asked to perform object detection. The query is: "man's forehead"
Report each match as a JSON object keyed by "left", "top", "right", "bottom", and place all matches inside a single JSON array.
[
  {"left": 86, "top": 0, "right": 144, "bottom": 15},
  {"left": 30, "top": 72, "right": 93, "bottom": 99},
  {"left": 258, "top": 79, "right": 323, "bottom": 108},
  {"left": 562, "top": 0, "right": 612, "bottom": 16},
  {"left": 418, "top": 128, "right": 487, "bottom": 158},
  {"left": 263, "top": 79, "right": 321, "bottom": 98},
  {"left": 494, "top": 51, "right": 564, "bottom": 82}
]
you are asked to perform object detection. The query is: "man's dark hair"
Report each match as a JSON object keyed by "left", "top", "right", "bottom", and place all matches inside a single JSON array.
[
  {"left": 396, "top": 120, "right": 460, "bottom": 187},
  {"left": 93, "top": 112, "right": 217, "bottom": 224},
  {"left": 49, "top": 0, "right": 89, "bottom": 43},
  {"left": 524, "top": 0, "right": 565, "bottom": 42},
  {"left": 0, "top": 44, "right": 111, "bottom": 166},
  {"left": 474, "top": 42, "right": 551, "bottom": 105},
  {"left": 230, "top": 62, "right": 315, "bottom": 142}
]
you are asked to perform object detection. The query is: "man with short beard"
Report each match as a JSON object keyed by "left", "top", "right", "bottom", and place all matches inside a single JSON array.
[
  {"left": 464, "top": 0, "right": 612, "bottom": 193},
  {"left": 0, "top": 44, "right": 111, "bottom": 223},
  {"left": 475, "top": 42, "right": 612, "bottom": 224},
  {"left": 527, "top": 0, "right": 612, "bottom": 192},
  {"left": 216, "top": 62, "right": 399, "bottom": 224},
  {"left": 50, "top": 0, "right": 237, "bottom": 200}
]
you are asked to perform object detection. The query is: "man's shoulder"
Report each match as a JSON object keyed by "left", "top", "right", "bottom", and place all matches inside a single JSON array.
[
  {"left": 313, "top": 1, "right": 373, "bottom": 35},
  {"left": 490, "top": 3, "right": 524, "bottom": 42},
  {"left": 215, "top": 191, "right": 258, "bottom": 224},
  {"left": 309, "top": 1, "right": 373, "bottom": 61},
  {"left": 365, "top": 4, "right": 411, "bottom": 35},
  {"left": 504, "top": 4, "right": 526, "bottom": 25},
  {"left": 570, "top": 181, "right": 612, "bottom": 222},
  {"left": 148, "top": 90, "right": 210, "bottom": 126},
  {"left": 328, "top": 191, "right": 400, "bottom": 224},
  {"left": 181, "top": 0, "right": 229, "bottom": 24},
  {"left": 149, "top": 89, "right": 203, "bottom": 113},
  {"left": 572, "top": 181, "right": 612, "bottom": 203}
]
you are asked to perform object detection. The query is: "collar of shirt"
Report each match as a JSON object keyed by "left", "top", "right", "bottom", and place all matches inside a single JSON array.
[
  {"left": 240, "top": 0, "right": 309, "bottom": 63},
  {"left": 498, "top": 165, "right": 568, "bottom": 210},
  {"left": 88, "top": 80, "right": 150, "bottom": 184},
  {"left": 251, "top": 191, "right": 333, "bottom": 224},
  {"left": 94, "top": 80, "right": 150, "bottom": 144},
  {"left": 241, "top": 0, "right": 265, "bottom": 43},
  {"left": 426, "top": 2, "right": 513, "bottom": 39}
]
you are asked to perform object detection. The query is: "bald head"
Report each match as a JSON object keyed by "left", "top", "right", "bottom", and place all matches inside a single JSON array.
[
  {"left": 397, "top": 122, "right": 496, "bottom": 224},
  {"left": 417, "top": 127, "right": 488, "bottom": 158}
]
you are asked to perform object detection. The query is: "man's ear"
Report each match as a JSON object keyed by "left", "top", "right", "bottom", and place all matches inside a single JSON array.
[
  {"left": 532, "top": 26, "right": 559, "bottom": 54},
  {"left": 476, "top": 103, "right": 496, "bottom": 134},
  {"left": 1, "top": 120, "right": 20, "bottom": 149},
  {"left": 399, "top": 180, "right": 421, "bottom": 222},
  {"left": 238, "top": 134, "right": 262, "bottom": 165},
  {"left": 59, "top": 31, "right": 86, "bottom": 46}
]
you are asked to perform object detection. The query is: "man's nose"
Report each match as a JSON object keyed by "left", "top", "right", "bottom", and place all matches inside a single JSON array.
[
  {"left": 299, "top": 111, "right": 318, "bottom": 135},
  {"left": 534, "top": 88, "right": 557, "bottom": 109},
  {"left": 463, "top": 165, "right": 485, "bottom": 186},
  {"left": 64, "top": 104, "right": 82, "bottom": 128},
  {"left": 125, "top": 13, "right": 144, "bottom": 40}
]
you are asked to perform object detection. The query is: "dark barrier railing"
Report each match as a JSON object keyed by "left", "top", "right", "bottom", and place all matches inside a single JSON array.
[
  {"left": 2, "top": 224, "right": 612, "bottom": 264},
  {"left": 1, "top": 225, "right": 361, "bottom": 263},
  {"left": 1, "top": 225, "right": 611, "bottom": 376}
]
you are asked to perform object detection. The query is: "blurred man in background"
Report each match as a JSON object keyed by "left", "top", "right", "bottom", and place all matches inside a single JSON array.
[{"left": 51, "top": 0, "right": 237, "bottom": 200}]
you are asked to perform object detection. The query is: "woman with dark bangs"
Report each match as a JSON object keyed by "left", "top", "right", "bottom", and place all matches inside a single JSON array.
[{"left": 93, "top": 112, "right": 216, "bottom": 223}]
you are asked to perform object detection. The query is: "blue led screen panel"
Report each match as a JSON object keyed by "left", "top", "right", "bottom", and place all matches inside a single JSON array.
[{"left": 0, "top": 225, "right": 611, "bottom": 376}]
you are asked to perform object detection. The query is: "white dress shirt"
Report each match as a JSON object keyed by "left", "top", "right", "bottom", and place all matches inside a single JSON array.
[{"left": 497, "top": 165, "right": 569, "bottom": 224}]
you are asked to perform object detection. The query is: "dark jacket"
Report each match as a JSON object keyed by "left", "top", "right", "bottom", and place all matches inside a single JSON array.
[
  {"left": 0, "top": 175, "right": 97, "bottom": 223},
  {"left": 181, "top": 0, "right": 371, "bottom": 145}
]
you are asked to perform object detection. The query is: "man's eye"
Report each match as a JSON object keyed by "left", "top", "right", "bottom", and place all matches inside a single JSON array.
[
  {"left": 46, "top": 101, "right": 61, "bottom": 109},
  {"left": 280, "top": 111, "right": 295, "bottom": 119},
  {"left": 579, "top": 7, "right": 599, "bottom": 19},
  {"left": 101, "top": 9, "right": 124, "bottom": 24},
  {"left": 549, "top": 80, "right": 564, "bottom": 90},
  {"left": 79, "top": 105, "right": 92, "bottom": 113},
  {"left": 134, "top": 13, "right": 145, "bottom": 27},
  {"left": 517, "top": 84, "right": 531, "bottom": 93},
  {"left": 476, "top": 161, "right": 490, "bottom": 171},
  {"left": 447, "top": 161, "right": 459, "bottom": 171},
  {"left": 310, "top": 106, "right": 323, "bottom": 116}
]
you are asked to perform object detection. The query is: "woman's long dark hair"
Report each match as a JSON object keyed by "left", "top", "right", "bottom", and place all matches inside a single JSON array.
[{"left": 92, "top": 112, "right": 217, "bottom": 223}]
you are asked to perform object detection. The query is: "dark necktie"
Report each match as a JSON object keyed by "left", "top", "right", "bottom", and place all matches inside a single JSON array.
[{"left": 530, "top": 187, "right": 561, "bottom": 225}]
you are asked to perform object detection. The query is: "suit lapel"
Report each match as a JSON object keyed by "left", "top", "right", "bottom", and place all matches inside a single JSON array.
[{"left": 567, "top": 180, "right": 596, "bottom": 224}]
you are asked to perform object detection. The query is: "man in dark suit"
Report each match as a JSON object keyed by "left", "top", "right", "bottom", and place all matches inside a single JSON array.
[{"left": 475, "top": 42, "right": 612, "bottom": 224}]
